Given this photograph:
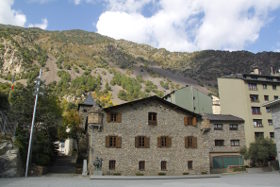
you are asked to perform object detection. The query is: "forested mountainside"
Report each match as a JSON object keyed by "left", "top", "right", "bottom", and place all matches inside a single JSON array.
[{"left": 1, "top": 24, "right": 280, "bottom": 106}]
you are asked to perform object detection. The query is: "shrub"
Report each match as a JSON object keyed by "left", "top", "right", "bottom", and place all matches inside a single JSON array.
[
  {"left": 113, "top": 173, "right": 121, "bottom": 176},
  {"left": 135, "top": 172, "right": 144, "bottom": 176},
  {"left": 240, "top": 138, "right": 276, "bottom": 167},
  {"left": 158, "top": 172, "right": 166, "bottom": 176},
  {"left": 201, "top": 171, "right": 208, "bottom": 175},
  {"left": 182, "top": 172, "right": 189, "bottom": 175}
]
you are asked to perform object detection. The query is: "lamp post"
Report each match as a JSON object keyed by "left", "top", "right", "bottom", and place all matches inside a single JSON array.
[{"left": 25, "top": 69, "right": 42, "bottom": 177}]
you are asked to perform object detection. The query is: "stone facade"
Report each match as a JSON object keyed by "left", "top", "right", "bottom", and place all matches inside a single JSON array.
[
  {"left": 202, "top": 115, "right": 245, "bottom": 170},
  {"left": 79, "top": 96, "right": 245, "bottom": 175}
]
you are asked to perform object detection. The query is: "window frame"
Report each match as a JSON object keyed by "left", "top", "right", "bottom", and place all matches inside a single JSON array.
[
  {"left": 161, "top": 161, "right": 167, "bottom": 171},
  {"left": 139, "top": 161, "right": 145, "bottom": 171},
  {"left": 230, "top": 139, "right": 240, "bottom": 146},
  {"left": 253, "top": 119, "right": 263, "bottom": 128},
  {"left": 229, "top": 124, "right": 238, "bottom": 130},
  {"left": 148, "top": 112, "right": 157, "bottom": 125},
  {"left": 214, "top": 123, "right": 223, "bottom": 130},
  {"left": 251, "top": 107, "right": 261, "bottom": 115},
  {"left": 214, "top": 139, "right": 224, "bottom": 146},
  {"left": 248, "top": 83, "right": 257, "bottom": 90},
  {"left": 188, "top": 161, "right": 193, "bottom": 170},
  {"left": 250, "top": 94, "right": 259, "bottom": 103},
  {"left": 109, "top": 160, "right": 116, "bottom": 170},
  {"left": 264, "top": 95, "right": 269, "bottom": 101},
  {"left": 268, "top": 119, "right": 273, "bottom": 126}
]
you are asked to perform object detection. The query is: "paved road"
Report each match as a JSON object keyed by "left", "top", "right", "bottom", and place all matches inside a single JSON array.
[{"left": 0, "top": 173, "right": 279, "bottom": 187}]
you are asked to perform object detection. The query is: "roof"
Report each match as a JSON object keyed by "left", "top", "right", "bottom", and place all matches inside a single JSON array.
[
  {"left": 204, "top": 114, "right": 244, "bottom": 123},
  {"left": 78, "top": 94, "right": 99, "bottom": 109},
  {"left": 104, "top": 95, "right": 201, "bottom": 117},
  {"left": 262, "top": 98, "right": 280, "bottom": 108},
  {"left": 221, "top": 73, "right": 280, "bottom": 84}
]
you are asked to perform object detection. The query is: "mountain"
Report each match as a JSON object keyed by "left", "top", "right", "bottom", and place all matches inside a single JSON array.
[{"left": 1, "top": 24, "right": 280, "bottom": 106}]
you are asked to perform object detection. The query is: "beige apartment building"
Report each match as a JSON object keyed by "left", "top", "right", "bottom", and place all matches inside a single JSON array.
[{"left": 218, "top": 71, "right": 278, "bottom": 147}]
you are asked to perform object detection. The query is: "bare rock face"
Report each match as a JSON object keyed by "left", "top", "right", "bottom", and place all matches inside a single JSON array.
[{"left": 0, "top": 137, "right": 22, "bottom": 177}]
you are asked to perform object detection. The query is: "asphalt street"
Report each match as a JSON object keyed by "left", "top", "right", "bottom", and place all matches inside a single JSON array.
[{"left": 0, "top": 172, "right": 279, "bottom": 187}]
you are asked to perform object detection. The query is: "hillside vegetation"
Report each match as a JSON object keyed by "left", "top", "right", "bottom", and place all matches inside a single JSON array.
[{"left": 1, "top": 24, "right": 280, "bottom": 105}]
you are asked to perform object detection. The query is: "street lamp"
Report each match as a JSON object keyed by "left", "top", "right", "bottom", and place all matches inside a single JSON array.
[{"left": 25, "top": 69, "right": 42, "bottom": 177}]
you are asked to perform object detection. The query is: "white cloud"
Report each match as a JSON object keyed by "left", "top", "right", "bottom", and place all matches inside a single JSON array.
[
  {"left": 96, "top": 0, "right": 280, "bottom": 52},
  {"left": 28, "top": 18, "right": 48, "bottom": 30},
  {"left": 0, "top": 0, "right": 26, "bottom": 27},
  {"left": 74, "top": 0, "right": 81, "bottom": 5}
]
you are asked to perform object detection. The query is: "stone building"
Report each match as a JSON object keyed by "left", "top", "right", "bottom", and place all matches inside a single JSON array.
[
  {"left": 202, "top": 114, "right": 245, "bottom": 172},
  {"left": 79, "top": 95, "right": 245, "bottom": 175}
]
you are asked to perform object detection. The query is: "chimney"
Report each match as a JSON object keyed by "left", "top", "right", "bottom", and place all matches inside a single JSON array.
[
  {"left": 253, "top": 67, "right": 260, "bottom": 75},
  {"left": 271, "top": 67, "right": 274, "bottom": 75}
]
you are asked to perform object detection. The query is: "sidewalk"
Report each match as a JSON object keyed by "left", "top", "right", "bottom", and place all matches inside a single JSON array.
[{"left": 90, "top": 174, "right": 220, "bottom": 180}]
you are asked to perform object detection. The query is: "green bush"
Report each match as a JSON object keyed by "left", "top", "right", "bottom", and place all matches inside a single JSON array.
[
  {"left": 182, "top": 172, "right": 189, "bottom": 175},
  {"left": 201, "top": 171, "right": 208, "bottom": 175},
  {"left": 135, "top": 172, "right": 144, "bottom": 176},
  {"left": 158, "top": 172, "right": 166, "bottom": 176}
]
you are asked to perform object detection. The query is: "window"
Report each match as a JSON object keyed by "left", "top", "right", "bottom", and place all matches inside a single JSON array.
[
  {"left": 229, "top": 124, "right": 238, "bottom": 130},
  {"left": 230, "top": 140, "right": 240, "bottom": 146},
  {"left": 139, "top": 161, "right": 145, "bottom": 171},
  {"left": 107, "top": 112, "right": 121, "bottom": 123},
  {"left": 263, "top": 84, "right": 267, "bottom": 89},
  {"left": 185, "top": 136, "right": 197, "bottom": 148},
  {"left": 250, "top": 94, "right": 259, "bottom": 102},
  {"left": 135, "top": 136, "right": 150, "bottom": 148},
  {"left": 214, "top": 124, "right": 223, "bottom": 130},
  {"left": 251, "top": 107, "right": 261, "bottom": 115},
  {"left": 83, "top": 109, "right": 87, "bottom": 112},
  {"left": 111, "top": 113, "right": 117, "bottom": 122},
  {"left": 161, "top": 161, "right": 167, "bottom": 171},
  {"left": 253, "top": 119, "right": 263, "bottom": 127},
  {"left": 264, "top": 95, "right": 269, "bottom": 101},
  {"left": 109, "top": 160, "right": 116, "bottom": 170},
  {"left": 273, "top": 85, "right": 277, "bottom": 90},
  {"left": 270, "top": 132, "right": 275, "bottom": 138},
  {"left": 148, "top": 112, "right": 157, "bottom": 125},
  {"left": 215, "top": 140, "right": 224, "bottom": 146},
  {"left": 105, "top": 136, "right": 122, "bottom": 148},
  {"left": 255, "top": 132, "right": 264, "bottom": 139},
  {"left": 268, "top": 119, "right": 273, "bottom": 126},
  {"left": 158, "top": 136, "right": 171, "bottom": 148},
  {"left": 248, "top": 83, "right": 257, "bottom": 90},
  {"left": 274, "top": 96, "right": 278, "bottom": 100},
  {"left": 184, "top": 116, "right": 197, "bottom": 126},
  {"left": 188, "top": 161, "right": 193, "bottom": 170}
]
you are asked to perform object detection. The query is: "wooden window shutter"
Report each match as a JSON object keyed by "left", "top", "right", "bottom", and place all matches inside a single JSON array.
[
  {"left": 184, "top": 117, "right": 188, "bottom": 126},
  {"left": 192, "top": 137, "right": 197, "bottom": 148},
  {"left": 157, "top": 137, "right": 161, "bottom": 148},
  {"left": 167, "top": 136, "right": 171, "bottom": 148},
  {"left": 116, "top": 136, "right": 122, "bottom": 148},
  {"left": 145, "top": 137, "right": 150, "bottom": 148},
  {"left": 105, "top": 136, "right": 110, "bottom": 147},
  {"left": 185, "top": 137, "right": 188, "bottom": 148},
  {"left": 135, "top": 136, "right": 139, "bottom": 148},
  {"left": 116, "top": 113, "right": 122, "bottom": 123},
  {"left": 106, "top": 113, "right": 111, "bottom": 123},
  {"left": 192, "top": 117, "right": 197, "bottom": 126}
]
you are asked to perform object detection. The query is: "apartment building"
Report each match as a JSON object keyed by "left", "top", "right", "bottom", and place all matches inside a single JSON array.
[
  {"left": 218, "top": 70, "right": 279, "bottom": 147},
  {"left": 79, "top": 94, "right": 244, "bottom": 175},
  {"left": 163, "top": 85, "right": 212, "bottom": 114}
]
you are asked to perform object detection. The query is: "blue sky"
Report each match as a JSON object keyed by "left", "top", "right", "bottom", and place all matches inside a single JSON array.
[{"left": 1, "top": 0, "right": 280, "bottom": 52}]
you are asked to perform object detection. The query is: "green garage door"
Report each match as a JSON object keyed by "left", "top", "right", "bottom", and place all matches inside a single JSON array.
[{"left": 213, "top": 156, "right": 244, "bottom": 169}]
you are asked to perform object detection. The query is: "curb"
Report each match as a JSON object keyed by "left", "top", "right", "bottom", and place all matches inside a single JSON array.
[{"left": 90, "top": 174, "right": 220, "bottom": 180}]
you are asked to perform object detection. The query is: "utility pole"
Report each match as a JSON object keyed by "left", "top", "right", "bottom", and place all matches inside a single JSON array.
[{"left": 25, "top": 69, "right": 42, "bottom": 177}]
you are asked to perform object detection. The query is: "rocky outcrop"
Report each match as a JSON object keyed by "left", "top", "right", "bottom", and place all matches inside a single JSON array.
[{"left": 0, "top": 136, "right": 22, "bottom": 177}]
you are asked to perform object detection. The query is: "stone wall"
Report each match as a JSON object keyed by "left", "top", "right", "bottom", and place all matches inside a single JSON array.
[
  {"left": 89, "top": 99, "right": 211, "bottom": 176},
  {"left": 0, "top": 136, "right": 22, "bottom": 177}
]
